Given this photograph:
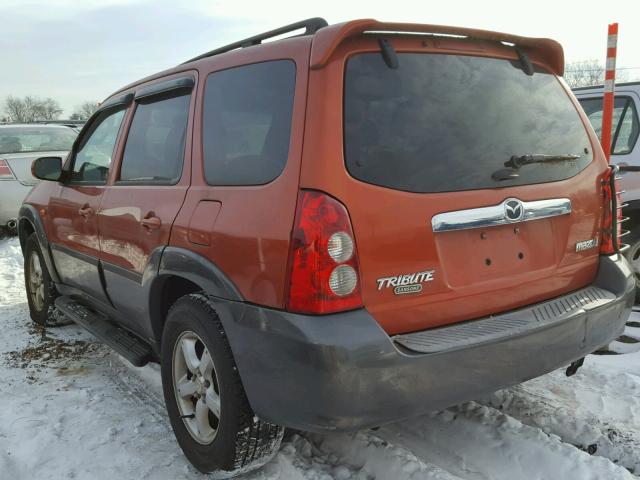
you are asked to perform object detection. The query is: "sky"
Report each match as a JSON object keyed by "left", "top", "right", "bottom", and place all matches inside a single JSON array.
[{"left": 1, "top": 0, "right": 639, "bottom": 117}]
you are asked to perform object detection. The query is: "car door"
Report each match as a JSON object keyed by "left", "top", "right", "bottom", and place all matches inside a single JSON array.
[
  {"left": 98, "top": 74, "right": 195, "bottom": 337},
  {"left": 47, "top": 100, "right": 129, "bottom": 303}
]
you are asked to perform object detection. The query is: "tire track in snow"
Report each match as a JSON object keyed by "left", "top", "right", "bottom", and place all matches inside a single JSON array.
[
  {"left": 299, "top": 431, "right": 465, "bottom": 480},
  {"left": 480, "top": 361, "right": 640, "bottom": 474},
  {"left": 377, "top": 401, "right": 635, "bottom": 480},
  {"left": 107, "top": 356, "right": 168, "bottom": 423}
]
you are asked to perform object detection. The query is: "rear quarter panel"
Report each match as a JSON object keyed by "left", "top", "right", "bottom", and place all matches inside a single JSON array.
[{"left": 169, "top": 38, "right": 312, "bottom": 308}]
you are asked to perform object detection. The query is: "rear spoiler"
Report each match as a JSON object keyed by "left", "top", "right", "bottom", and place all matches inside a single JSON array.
[{"left": 310, "top": 19, "right": 565, "bottom": 76}]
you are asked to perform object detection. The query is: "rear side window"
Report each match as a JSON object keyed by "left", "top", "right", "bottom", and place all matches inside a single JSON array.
[
  {"left": 119, "top": 93, "right": 191, "bottom": 184},
  {"left": 202, "top": 60, "right": 296, "bottom": 185},
  {"left": 344, "top": 53, "right": 593, "bottom": 193},
  {"left": 578, "top": 96, "right": 639, "bottom": 155}
]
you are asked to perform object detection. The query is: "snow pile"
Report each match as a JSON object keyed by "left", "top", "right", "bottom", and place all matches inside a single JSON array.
[{"left": 0, "top": 235, "right": 638, "bottom": 479}]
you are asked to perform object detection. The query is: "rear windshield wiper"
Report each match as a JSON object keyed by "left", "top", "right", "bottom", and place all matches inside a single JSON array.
[
  {"left": 505, "top": 153, "right": 581, "bottom": 169},
  {"left": 492, "top": 153, "right": 581, "bottom": 181}
]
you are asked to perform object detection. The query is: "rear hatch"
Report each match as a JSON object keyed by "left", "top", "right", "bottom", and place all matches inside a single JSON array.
[{"left": 303, "top": 31, "right": 607, "bottom": 335}]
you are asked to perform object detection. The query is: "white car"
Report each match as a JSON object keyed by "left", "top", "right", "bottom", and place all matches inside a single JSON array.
[{"left": 0, "top": 124, "right": 77, "bottom": 233}]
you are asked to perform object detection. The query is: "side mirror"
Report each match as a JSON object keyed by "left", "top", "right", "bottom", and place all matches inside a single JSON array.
[{"left": 32, "top": 156, "right": 63, "bottom": 181}]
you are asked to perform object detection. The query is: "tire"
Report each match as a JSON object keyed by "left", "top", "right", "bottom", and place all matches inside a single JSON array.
[
  {"left": 24, "top": 233, "right": 61, "bottom": 326},
  {"left": 624, "top": 226, "right": 640, "bottom": 304},
  {"left": 160, "top": 293, "right": 283, "bottom": 476}
]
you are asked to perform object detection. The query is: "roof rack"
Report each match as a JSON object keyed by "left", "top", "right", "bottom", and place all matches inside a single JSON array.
[{"left": 182, "top": 17, "right": 328, "bottom": 64}]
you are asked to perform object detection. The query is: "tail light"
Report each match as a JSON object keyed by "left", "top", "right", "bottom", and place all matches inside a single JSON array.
[
  {"left": 286, "top": 190, "right": 363, "bottom": 314},
  {"left": 0, "top": 159, "right": 15, "bottom": 180},
  {"left": 600, "top": 165, "right": 628, "bottom": 254}
]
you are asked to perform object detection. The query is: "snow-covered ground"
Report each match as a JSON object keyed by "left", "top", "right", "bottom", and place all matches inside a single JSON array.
[{"left": 1, "top": 235, "right": 639, "bottom": 480}]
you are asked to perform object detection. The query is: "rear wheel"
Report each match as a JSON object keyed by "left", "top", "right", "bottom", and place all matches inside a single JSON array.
[
  {"left": 160, "top": 293, "right": 283, "bottom": 475},
  {"left": 24, "top": 233, "right": 61, "bottom": 326}
]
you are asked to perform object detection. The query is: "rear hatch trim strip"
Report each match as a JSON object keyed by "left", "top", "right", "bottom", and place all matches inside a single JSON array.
[{"left": 431, "top": 197, "right": 571, "bottom": 233}]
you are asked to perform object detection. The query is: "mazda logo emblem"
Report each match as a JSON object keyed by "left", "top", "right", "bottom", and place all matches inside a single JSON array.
[{"left": 504, "top": 199, "right": 524, "bottom": 222}]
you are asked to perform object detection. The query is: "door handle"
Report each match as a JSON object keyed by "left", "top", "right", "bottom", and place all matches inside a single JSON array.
[
  {"left": 141, "top": 215, "right": 161, "bottom": 230},
  {"left": 78, "top": 206, "right": 94, "bottom": 218}
]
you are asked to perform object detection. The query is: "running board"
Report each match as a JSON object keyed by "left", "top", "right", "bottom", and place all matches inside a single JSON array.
[{"left": 55, "top": 296, "right": 152, "bottom": 367}]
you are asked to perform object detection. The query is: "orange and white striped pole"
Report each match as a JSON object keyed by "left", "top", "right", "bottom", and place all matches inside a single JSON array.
[{"left": 601, "top": 23, "right": 618, "bottom": 163}]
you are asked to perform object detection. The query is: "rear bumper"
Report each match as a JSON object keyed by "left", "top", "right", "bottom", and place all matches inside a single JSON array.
[
  {"left": 217, "top": 254, "right": 634, "bottom": 433},
  {"left": 0, "top": 180, "right": 33, "bottom": 226}
]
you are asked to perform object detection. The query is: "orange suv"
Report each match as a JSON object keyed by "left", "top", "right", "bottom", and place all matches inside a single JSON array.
[{"left": 18, "top": 18, "right": 635, "bottom": 476}]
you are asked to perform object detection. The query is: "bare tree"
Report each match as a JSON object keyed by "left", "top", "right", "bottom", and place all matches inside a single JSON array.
[
  {"left": 37, "top": 97, "right": 63, "bottom": 120},
  {"left": 71, "top": 101, "right": 99, "bottom": 121},
  {"left": 3, "top": 95, "right": 63, "bottom": 122},
  {"left": 4, "top": 96, "right": 29, "bottom": 122},
  {"left": 564, "top": 59, "right": 628, "bottom": 88}
]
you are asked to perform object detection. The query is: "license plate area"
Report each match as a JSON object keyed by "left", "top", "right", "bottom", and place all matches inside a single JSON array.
[{"left": 434, "top": 219, "right": 557, "bottom": 287}]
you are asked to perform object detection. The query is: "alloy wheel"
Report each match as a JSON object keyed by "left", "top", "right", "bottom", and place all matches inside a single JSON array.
[
  {"left": 172, "top": 331, "right": 221, "bottom": 444},
  {"left": 28, "top": 251, "right": 45, "bottom": 312}
]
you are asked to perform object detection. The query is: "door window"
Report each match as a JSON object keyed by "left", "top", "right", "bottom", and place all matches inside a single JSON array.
[
  {"left": 70, "top": 108, "right": 126, "bottom": 183},
  {"left": 579, "top": 96, "right": 640, "bottom": 155},
  {"left": 118, "top": 92, "right": 191, "bottom": 184}
]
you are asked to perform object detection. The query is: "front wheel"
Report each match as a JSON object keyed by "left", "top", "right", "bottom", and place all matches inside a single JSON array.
[
  {"left": 24, "top": 233, "right": 61, "bottom": 326},
  {"left": 160, "top": 293, "right": 283, "bottom": 475}
]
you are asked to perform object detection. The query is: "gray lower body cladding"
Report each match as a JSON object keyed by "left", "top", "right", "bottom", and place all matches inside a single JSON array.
[{"left": 209, "top": 254, "right": 635, "bottom": 433}]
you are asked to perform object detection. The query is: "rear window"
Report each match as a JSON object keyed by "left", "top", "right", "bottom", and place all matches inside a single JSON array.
[
  {"left": 0, "top": 127, "right": 76, "bottom": 154},
  {"left": 202, "top": 60, "right": 296, "bottom": 185},
  {"left": 344, "top": 53, "right": 593, "bottom": 193}
]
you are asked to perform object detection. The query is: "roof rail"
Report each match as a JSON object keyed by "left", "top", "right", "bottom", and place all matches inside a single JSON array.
[{"left": 182, "top": 17, "right": 328, "bottom": 64}]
